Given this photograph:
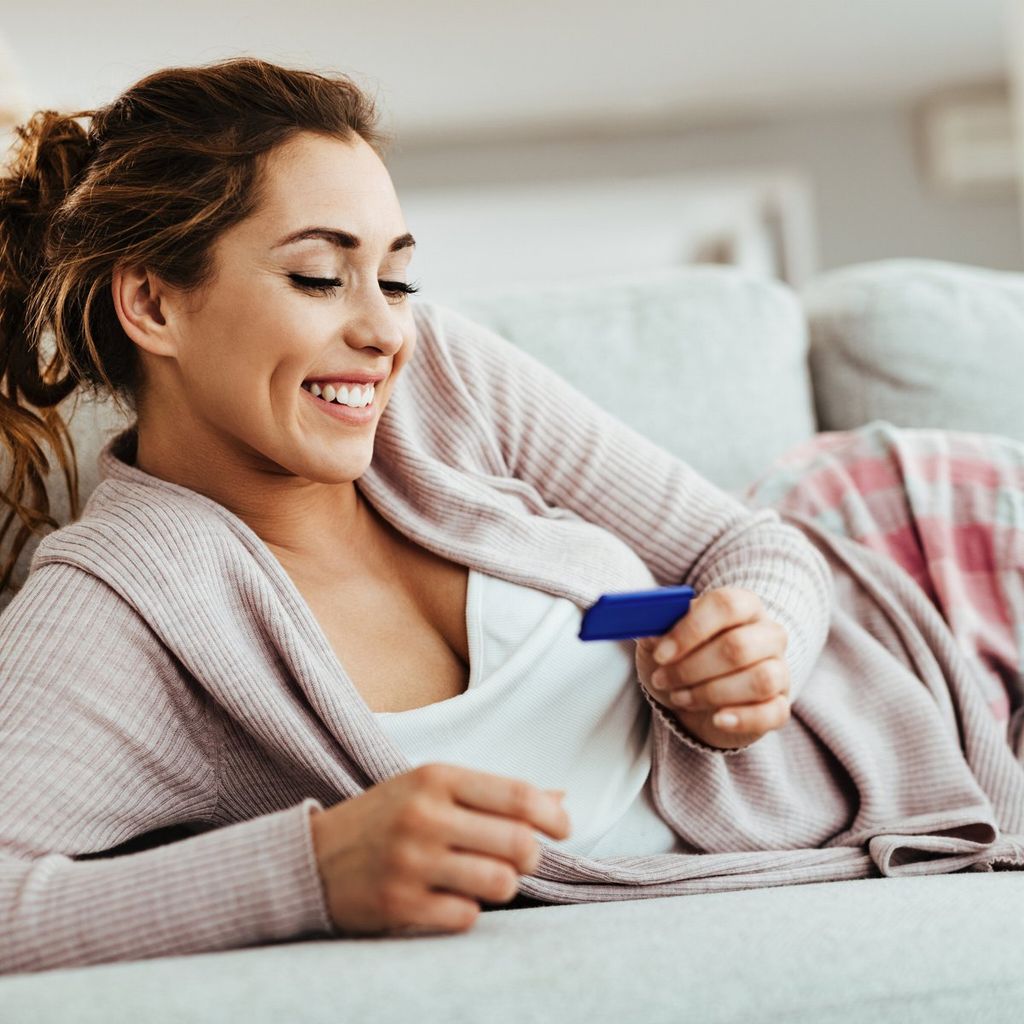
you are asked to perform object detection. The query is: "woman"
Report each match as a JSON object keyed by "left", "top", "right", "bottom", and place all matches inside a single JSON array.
[{"left": 0, "top": 59, "right": 1021, "bottom": 976}]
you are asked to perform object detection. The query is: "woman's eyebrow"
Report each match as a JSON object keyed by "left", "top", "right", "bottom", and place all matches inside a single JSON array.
[{"left": 273, "top": 227, "right": 416, "bottom": 252}]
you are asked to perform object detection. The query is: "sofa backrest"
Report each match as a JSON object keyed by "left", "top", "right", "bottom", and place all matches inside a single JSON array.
[{"left": 450, "top": 265, "right": 817, "bottom": 494}]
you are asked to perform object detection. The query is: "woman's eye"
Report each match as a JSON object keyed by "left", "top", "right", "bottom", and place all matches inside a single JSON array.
[
  {"left": 288, "top": 273, "right": 340, "bottom": 296},
  {"left": 380, "top": 280, "right": 420, "bottom": 304},
  {"left": 288, "top": 273, "right": 420, "bottom": 303}
]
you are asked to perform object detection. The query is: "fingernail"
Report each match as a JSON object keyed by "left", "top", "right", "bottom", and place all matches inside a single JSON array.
[
  {"left": 714, "top": 712, "right": 739, "bottom": 729},
  {"left": 545, "top": 789, "right": 567, "bottom": 800},
  {"left": 671, "top": 689, "right": 693, "bottom": 707},
  {"left": 653, "top": 640, "right": 677, "bottom": 664}
]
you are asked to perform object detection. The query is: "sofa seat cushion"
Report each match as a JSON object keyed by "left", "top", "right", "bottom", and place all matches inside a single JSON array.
[{"left": 2, "top": 873, "right": 1021, "bottom": 1023}]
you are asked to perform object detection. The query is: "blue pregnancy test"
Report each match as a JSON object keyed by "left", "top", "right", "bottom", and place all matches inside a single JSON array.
[{"left": 578, "top": 585, "right": 696, "bottom": 641}]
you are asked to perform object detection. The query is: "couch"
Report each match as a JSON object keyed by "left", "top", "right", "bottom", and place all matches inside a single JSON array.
[{"left": 2, "top": 259, "right": 1023, "bottom": 1021}]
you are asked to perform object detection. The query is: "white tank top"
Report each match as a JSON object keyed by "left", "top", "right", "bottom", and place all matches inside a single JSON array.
[{"left": 374, "top": 568, "right": 685, "bottom": 858}]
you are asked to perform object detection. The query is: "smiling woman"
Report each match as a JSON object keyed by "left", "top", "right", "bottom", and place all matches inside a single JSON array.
[
  {"left": 114, "top": 131, "right": 422, "bottom": 534},
  {"left": 1, "top": 79, "right": 435, "bottom": 592},
  {"left": 1, "top": 57, "right": 1022, "bottom": 977},
  {"left": 0, "top": 61, "right": 412, "bottom": 583},
  {"left": 0, "top": 58, "right": 578, "bottom": 966}
]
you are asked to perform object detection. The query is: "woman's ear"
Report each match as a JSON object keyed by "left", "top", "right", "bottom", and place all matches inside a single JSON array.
[{"left": 110, "top": 266, "right": 176, "bottom": 357}]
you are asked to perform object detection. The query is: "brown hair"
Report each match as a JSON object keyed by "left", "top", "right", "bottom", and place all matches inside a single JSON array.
[{"left": 0, "top": 58, "right": 387, "bottom": 599}]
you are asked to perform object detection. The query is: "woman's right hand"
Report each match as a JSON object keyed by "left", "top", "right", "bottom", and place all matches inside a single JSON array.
[{"left": 309, "top": 763, "right": 571, "bottom": 936}]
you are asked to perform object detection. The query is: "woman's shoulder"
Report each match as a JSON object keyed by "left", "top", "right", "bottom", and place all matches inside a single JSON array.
[
  {"left": 404, "top": 298, "right": 544, "bottom": 426},
  {"left": 410, "top": 299, "right": 522, "bottom": 372},
  {"left": 0, "top": 557, "right": 165, "bottom": 673},
  {"left": 30, "top": 476, "right": 235, "bottom": 576},
  {"left": 21, "top": 473, "right": 269, "bottom": 630}
]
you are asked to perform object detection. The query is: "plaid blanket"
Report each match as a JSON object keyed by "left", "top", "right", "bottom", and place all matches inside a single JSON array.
[{"left": 743, "top": 420, "right": 1024, "bottom": 732}]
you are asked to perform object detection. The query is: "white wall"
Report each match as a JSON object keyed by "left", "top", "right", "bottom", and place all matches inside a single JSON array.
[
  {"left": 395, "top": 170, "right": 817, "bottom": 302},
  {"left": 388, "top": 102, "right": 1023, "bottom": 276},
  {"left": 0, "top": 0, "right": 1011, "bottom": 138},
  {"left": 2, "top": 0, "right": 1019, "bottom": 278}
]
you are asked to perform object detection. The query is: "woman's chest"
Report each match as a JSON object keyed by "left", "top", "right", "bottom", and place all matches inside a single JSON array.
[{"left": 297, "top": 541, "right": 471, "bottom": 713}]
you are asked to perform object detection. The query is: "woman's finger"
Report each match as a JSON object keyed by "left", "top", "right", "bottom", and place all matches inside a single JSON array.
[
  {"left": 652, "top": 586, "right": 764, "bottom": 664},
  {"left": 700, "top": 693, "right": 792, "bottom": 734},
  {"left": 442, "top": 804, "right": 543, "bottom": 875},
  {"left": 663, "top": 620, "right": 787, "bottom": 686},
  {"left": 439, "top": 764, "right": 571, "bottom": 840},
  {"left": 427, "top": 849, "right": 523, "bottom": 905},
  {"left": 666, "top": 657, "right": 789, "bottom": 712},
  {"left": 393, "top": 891, "right": 483, "bottom": 936}
]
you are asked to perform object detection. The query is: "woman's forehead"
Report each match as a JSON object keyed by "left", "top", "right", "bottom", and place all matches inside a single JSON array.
[
  {"left": 265, "top": 134, "right": 390, "bottom": 199},
  {"left": 251, "top": 134, "right": 402, "bottom": 240}
]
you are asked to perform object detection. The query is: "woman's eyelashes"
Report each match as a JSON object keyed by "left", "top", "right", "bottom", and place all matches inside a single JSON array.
[
  {"left": 287, "top": 273, "right": 420, "bottom": 303},
  {"left": 287, "top": 273, "right": 340, "bottom": 296}
]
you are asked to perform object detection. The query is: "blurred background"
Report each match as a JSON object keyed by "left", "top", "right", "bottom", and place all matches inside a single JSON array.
[{"left": 2, "top": 0, "right": 1023, "bottom": 301}]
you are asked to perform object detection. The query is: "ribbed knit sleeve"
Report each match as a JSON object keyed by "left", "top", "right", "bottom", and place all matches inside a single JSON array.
[
  {"left": 0, "top": 564, "right": 333, "bottom": 975},
  {"left": 431, "top": 304, "right": 835, "bottom": 706}
]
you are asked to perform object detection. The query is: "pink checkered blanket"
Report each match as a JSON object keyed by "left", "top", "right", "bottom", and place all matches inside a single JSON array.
[{"left": 742, "top": 420, "right": 1024, "bottom": 730}]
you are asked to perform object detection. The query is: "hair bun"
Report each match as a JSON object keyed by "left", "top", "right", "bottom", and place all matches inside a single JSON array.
[
  {"left": 2, "top": 110, "right": 95, "bottom": 312},
  {"left": 7, "top": 110, "right": 95, "bottom": 217}
]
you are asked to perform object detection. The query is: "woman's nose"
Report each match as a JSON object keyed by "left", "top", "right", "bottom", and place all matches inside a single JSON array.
[{"left": 343, "top": 294, "right": 406, "bottom": 353}]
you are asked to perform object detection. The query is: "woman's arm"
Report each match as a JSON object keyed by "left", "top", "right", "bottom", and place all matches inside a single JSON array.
[
  {"left": 0, "top": 564, "right": 332, "bottom": 974},
  {"left": 427, "top": 303, "right": 834, "bottom": 707}
]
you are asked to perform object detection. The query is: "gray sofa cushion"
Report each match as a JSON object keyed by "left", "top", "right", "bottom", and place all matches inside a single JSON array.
[
  {"left": 804, "top": 259, "right": 1024, "bottom": 439},
  {"left": 448, "top": 265, "right": 817, "bottom": 495},
  {"left": 3, "top": 873, "right": 1021, "bottom": 1023}
]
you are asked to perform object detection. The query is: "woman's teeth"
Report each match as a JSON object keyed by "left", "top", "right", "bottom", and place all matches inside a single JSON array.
[{"left": 302, "top": 381, "right": 375, "bottom": 408}]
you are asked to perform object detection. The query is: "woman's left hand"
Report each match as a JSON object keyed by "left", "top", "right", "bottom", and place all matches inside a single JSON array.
[{"left": 635, "top": 586, "right": 792, "bottom": 750}]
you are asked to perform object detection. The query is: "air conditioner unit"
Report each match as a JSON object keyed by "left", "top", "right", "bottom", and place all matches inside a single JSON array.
[{"left": 916, "top": 83, "right": 1017, "bottom": 197}]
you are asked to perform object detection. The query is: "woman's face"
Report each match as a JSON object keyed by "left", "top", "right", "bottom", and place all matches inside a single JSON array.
[{"left": 140, "top": 130, "right": 418, "bottom": 490}]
